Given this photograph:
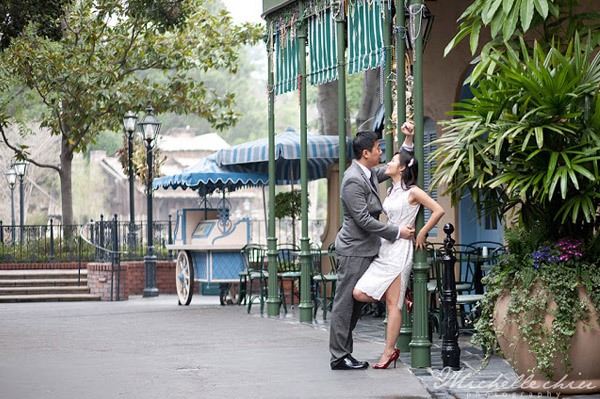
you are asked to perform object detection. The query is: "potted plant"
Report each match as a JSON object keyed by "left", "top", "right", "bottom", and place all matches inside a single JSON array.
[
  {"left": 432, "top": 2, "right": 600, "bottom": 392},
  {"left": 274, "top": 189, "right": 308, "bottom": 245}
]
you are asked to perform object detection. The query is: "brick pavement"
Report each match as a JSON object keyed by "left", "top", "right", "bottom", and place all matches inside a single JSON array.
[{"left": 276, "top": 304, "right": 600, "bottom": 399}]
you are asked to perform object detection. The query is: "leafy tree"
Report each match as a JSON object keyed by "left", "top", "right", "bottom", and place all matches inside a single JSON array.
[
  {"left": 0, "top": 0, "right": 263, "bottom": 227},
  {"left": 0, "top": 0, "right": 69, "bottom": 50}
]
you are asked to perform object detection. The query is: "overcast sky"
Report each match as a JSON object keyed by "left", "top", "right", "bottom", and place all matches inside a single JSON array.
[{"left": 221, "top": 0, "right": 263, "bottom": 24}]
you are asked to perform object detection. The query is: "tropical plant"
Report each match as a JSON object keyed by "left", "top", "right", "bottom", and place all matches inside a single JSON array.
[
  {"left": 474, "top": 226, "right": 600, "bottom": 379},
  {"left": 436, "top": 0, "right": 600, "bottom": 384},
  {"left": 445, "top": 0, "right": 600, "bottom": 83},
  {"left": 432, "top": 34, "right": 600, "bottom": 241}
]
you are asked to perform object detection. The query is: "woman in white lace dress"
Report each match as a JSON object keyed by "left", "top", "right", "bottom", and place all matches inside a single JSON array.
[{"left": 353, "top": 150, "right": 445, "bottom": 369}]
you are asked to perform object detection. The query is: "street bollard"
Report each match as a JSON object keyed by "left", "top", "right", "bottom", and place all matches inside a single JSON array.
[{"left": 441, "top": 223, "right": 461, "bottom": 370}]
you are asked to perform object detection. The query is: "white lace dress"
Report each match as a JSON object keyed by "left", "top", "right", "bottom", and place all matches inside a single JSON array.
[{"left": 354, "top": 185, "right": 420, "bottom": 309}]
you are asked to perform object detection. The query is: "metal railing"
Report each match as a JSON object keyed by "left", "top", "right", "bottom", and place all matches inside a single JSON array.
[
  {"left": 0, "top": 216, "right": 326, "bottom": 263},
  {"left": 0, "top": 216, "right": 174, "bottom": 264},
  {"left": 79, "top": 215, "right": 124, "bottom": 301}
]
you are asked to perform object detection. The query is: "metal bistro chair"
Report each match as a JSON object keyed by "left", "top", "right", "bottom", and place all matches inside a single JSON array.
[
  {"left": 240, "top": 244, "right": 268, "bottom": 314},
  {"left": 433, "top": 244, "right": 484, "bottom": 333},
  {"left": 277, "top": 242, "right": 300, "bottom": 313},
  {"left": 312, "top": 242, "right": 338, "bottom": 320},
  {"left": 468, "top": 241, "right": 505, "bottom": 294}
]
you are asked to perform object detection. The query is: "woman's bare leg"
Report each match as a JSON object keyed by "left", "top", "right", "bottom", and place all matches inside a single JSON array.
[
  {"left": 377, "top": 274, "right": 403, "bottom": 364},
  {"left": 352, "top": 288, "right": 379, "bottom": 303}
]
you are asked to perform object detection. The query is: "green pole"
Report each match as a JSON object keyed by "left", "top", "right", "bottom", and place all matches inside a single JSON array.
[
  {"left": 396, "top": 0, "right": 413, "bottom": 352},
  {"left": 336, "top": 1, "right": 347, "bottom": 224},
  {"left": 381, "top": 0, "right": 395, "bottom": 347},
  {"left": 383, "top": 5, "right": 393, "bottom": 163},
  {"left": 297, "top": 4, "right": 313, "bottom": 322},
  {"left": 266, "top": 28, "right": 281, "bottom": 317},
  {"left": 408, "top": 0, "right": 431, "bottom": 368}
]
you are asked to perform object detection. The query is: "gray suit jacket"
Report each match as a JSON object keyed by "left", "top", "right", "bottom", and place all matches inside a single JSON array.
[{"left": 335, "top": 161, "right": 399, "bottom": 257}]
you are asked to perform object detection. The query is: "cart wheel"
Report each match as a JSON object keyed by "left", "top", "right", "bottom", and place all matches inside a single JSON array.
[
  {"left": 218, "top": 283, "right": 240, "bottom": 306},
  {"left": 176, "top": 251, "right": 194, "bottom": 306},
  {"left": 219, "top": 284, "right": 229, "bottom": 306}
]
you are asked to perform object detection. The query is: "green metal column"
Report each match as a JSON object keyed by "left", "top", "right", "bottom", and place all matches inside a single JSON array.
[
  {"left": 381, "top": 0, "right": 395, "bottom": 346},
  {"left": 266, "top": 28, "right": 281, "bottom": 317},
  {"left": 335, "top": 1, "right": 347, "bottom": 224},
  {"left": 396, "top": 0, "right": 413, "bottom": 352},
  {"left": 383, "top": 5, "right": 393, "bottom": 162},
  {"left": 297, "top": 5, "right": 313, "bottom": 322},
  {"left": 408, "top": 0, "right": 431, "bottom": 368}
]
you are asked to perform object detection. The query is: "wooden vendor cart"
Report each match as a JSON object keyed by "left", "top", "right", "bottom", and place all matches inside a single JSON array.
[{"left": 168, "top": 208, "right": 251, "bottom": 306}]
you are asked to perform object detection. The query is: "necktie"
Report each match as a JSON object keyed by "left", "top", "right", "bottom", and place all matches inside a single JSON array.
[{"left": 370, "top": 174, "right": 378, "bottom": 191}]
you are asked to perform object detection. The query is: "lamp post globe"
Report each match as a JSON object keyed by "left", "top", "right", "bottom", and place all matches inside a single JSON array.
[
  {"left": 5, "top": 168, "right": 17, "bottom": 242},
  {"left": 13, "top": 160, "right": 29, "bottom": 243},
  {"left": 123, "top": 111, "right": 138, "bottom": 255},
  {"left": 138, "top": 104, "right": 161, "bottom": 298}
]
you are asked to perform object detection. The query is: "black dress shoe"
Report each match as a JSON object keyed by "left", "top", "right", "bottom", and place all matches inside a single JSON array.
[{"left": 331, "top": 355, "right": 369, "bottom": 370}]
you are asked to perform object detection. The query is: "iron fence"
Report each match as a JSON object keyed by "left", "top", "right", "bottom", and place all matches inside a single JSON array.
[
  {"left": 0, "top": 216, "right": 326, "bottom": 263},
  {"left": 0, "top": 217, "right": 174, "bottom": 264}
]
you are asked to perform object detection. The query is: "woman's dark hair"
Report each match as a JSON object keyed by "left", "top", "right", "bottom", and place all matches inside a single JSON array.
[
  {"left": 352, "top": 131, "right": 379, "bottom": 160},
  {"left": 398, "top": 151, "right": 418, "bottom": 189}
]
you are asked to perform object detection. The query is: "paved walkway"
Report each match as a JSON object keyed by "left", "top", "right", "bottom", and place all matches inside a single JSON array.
[{"left": 1, "top": 295, "right": 598, "bottom": 399}]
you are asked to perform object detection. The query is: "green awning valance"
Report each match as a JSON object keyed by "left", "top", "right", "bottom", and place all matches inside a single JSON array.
[
  {"left": 308, "top": 9, "right": 338, "bottom": 85},
  {"left": 347, "top": 0, "right": 384, "bottom": 75},
  {"left": 275, "top": 30, "right": 298, "bottom": 95}
]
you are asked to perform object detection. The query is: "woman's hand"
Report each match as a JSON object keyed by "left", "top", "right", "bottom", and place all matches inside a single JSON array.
[
  {"left": 415, "top": 231, "right": 427, "bottom": 251},
  {"left": 401, "top": 121, "right": 414, "bottom": 136}
]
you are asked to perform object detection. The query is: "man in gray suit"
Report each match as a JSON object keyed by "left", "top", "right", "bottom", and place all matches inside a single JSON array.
[{"left": 329, "top": 124, "right": 415, "bottom": 370}]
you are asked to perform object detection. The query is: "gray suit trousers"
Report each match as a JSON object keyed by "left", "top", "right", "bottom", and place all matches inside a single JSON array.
[{"left": 329, "top": 254, "right": 374, "bottom": 363}]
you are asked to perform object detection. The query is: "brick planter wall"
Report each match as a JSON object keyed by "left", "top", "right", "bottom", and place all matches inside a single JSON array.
[
  {"left": 0, "top": 260, "right": 177, "bottom": 300},
  {"left": 124, "top": 261, "right": 177, "bottom": 296},
  {"left": 87, "top": 262, "right": 129, "bottom": 301}
]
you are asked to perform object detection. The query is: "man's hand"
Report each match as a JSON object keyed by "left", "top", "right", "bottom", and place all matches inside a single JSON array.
[
  {"left": 400, "top": 225, "right": 415, "bottom": 239},
  {"left": 401, "top": 121, "right": 414, "bottom": 136}
]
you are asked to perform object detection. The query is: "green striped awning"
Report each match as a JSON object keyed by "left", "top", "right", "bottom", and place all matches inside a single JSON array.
[
  {"left": 308, "top": 9, "right": 338, "bottom": 85},
  {"left": 347, "top": 0, "right": 384, "bottom": 75},
  {"left": 275, "top": 31, "right": 298, "bottom": 95}
]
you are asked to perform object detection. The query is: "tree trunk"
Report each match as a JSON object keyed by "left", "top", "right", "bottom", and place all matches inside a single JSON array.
[
  {"left": 317, "top": 80, "right": 350, "bottom": 136},
  {"left": 59, "top": 135, "right": 74, "bottom": 228},
  {"left": 355, "top": 68, "right": 381, "bottom": 132}
]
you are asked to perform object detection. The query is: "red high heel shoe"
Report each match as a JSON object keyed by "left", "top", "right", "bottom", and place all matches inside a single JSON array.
[{"left": 372, "top": 349, "right": 400, "bottom": 369}]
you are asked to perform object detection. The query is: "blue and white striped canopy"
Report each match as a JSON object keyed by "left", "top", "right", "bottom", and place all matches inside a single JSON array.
[
  {"left": 152, "top": 153, "right": 268, "bottom": 194},
  {"left": 215, "top": 128, "right": 352, "bottom": 184}
]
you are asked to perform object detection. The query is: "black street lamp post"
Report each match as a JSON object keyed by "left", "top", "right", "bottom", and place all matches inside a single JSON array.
[
  {"left": 5, "top": 167, "right": 17, "bottom": 242},
  {"left": 123, "top": 111, "right": 138, "bottom": 256},
  {"left": 138, "top": 104, "right": 161, "bottom": 298},
  {"left": 13, "top": 160, "right": 28, "bottom": 243}
]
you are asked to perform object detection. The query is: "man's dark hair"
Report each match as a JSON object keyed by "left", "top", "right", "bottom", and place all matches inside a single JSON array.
[{"left": 352, "top": 131, "right": 379, "bottom": 160}]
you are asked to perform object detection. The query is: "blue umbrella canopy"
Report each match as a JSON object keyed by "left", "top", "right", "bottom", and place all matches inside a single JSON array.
[
  {"left": 152, "top": 153, "right": 268, "bottom": 194},
  {"left": 215, "top": 127, "right": 352, "bottom": 184}
]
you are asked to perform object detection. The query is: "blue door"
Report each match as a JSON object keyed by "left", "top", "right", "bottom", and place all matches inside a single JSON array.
[{"left": 458, "top": 192, "right": 503, "bottom": 245}]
